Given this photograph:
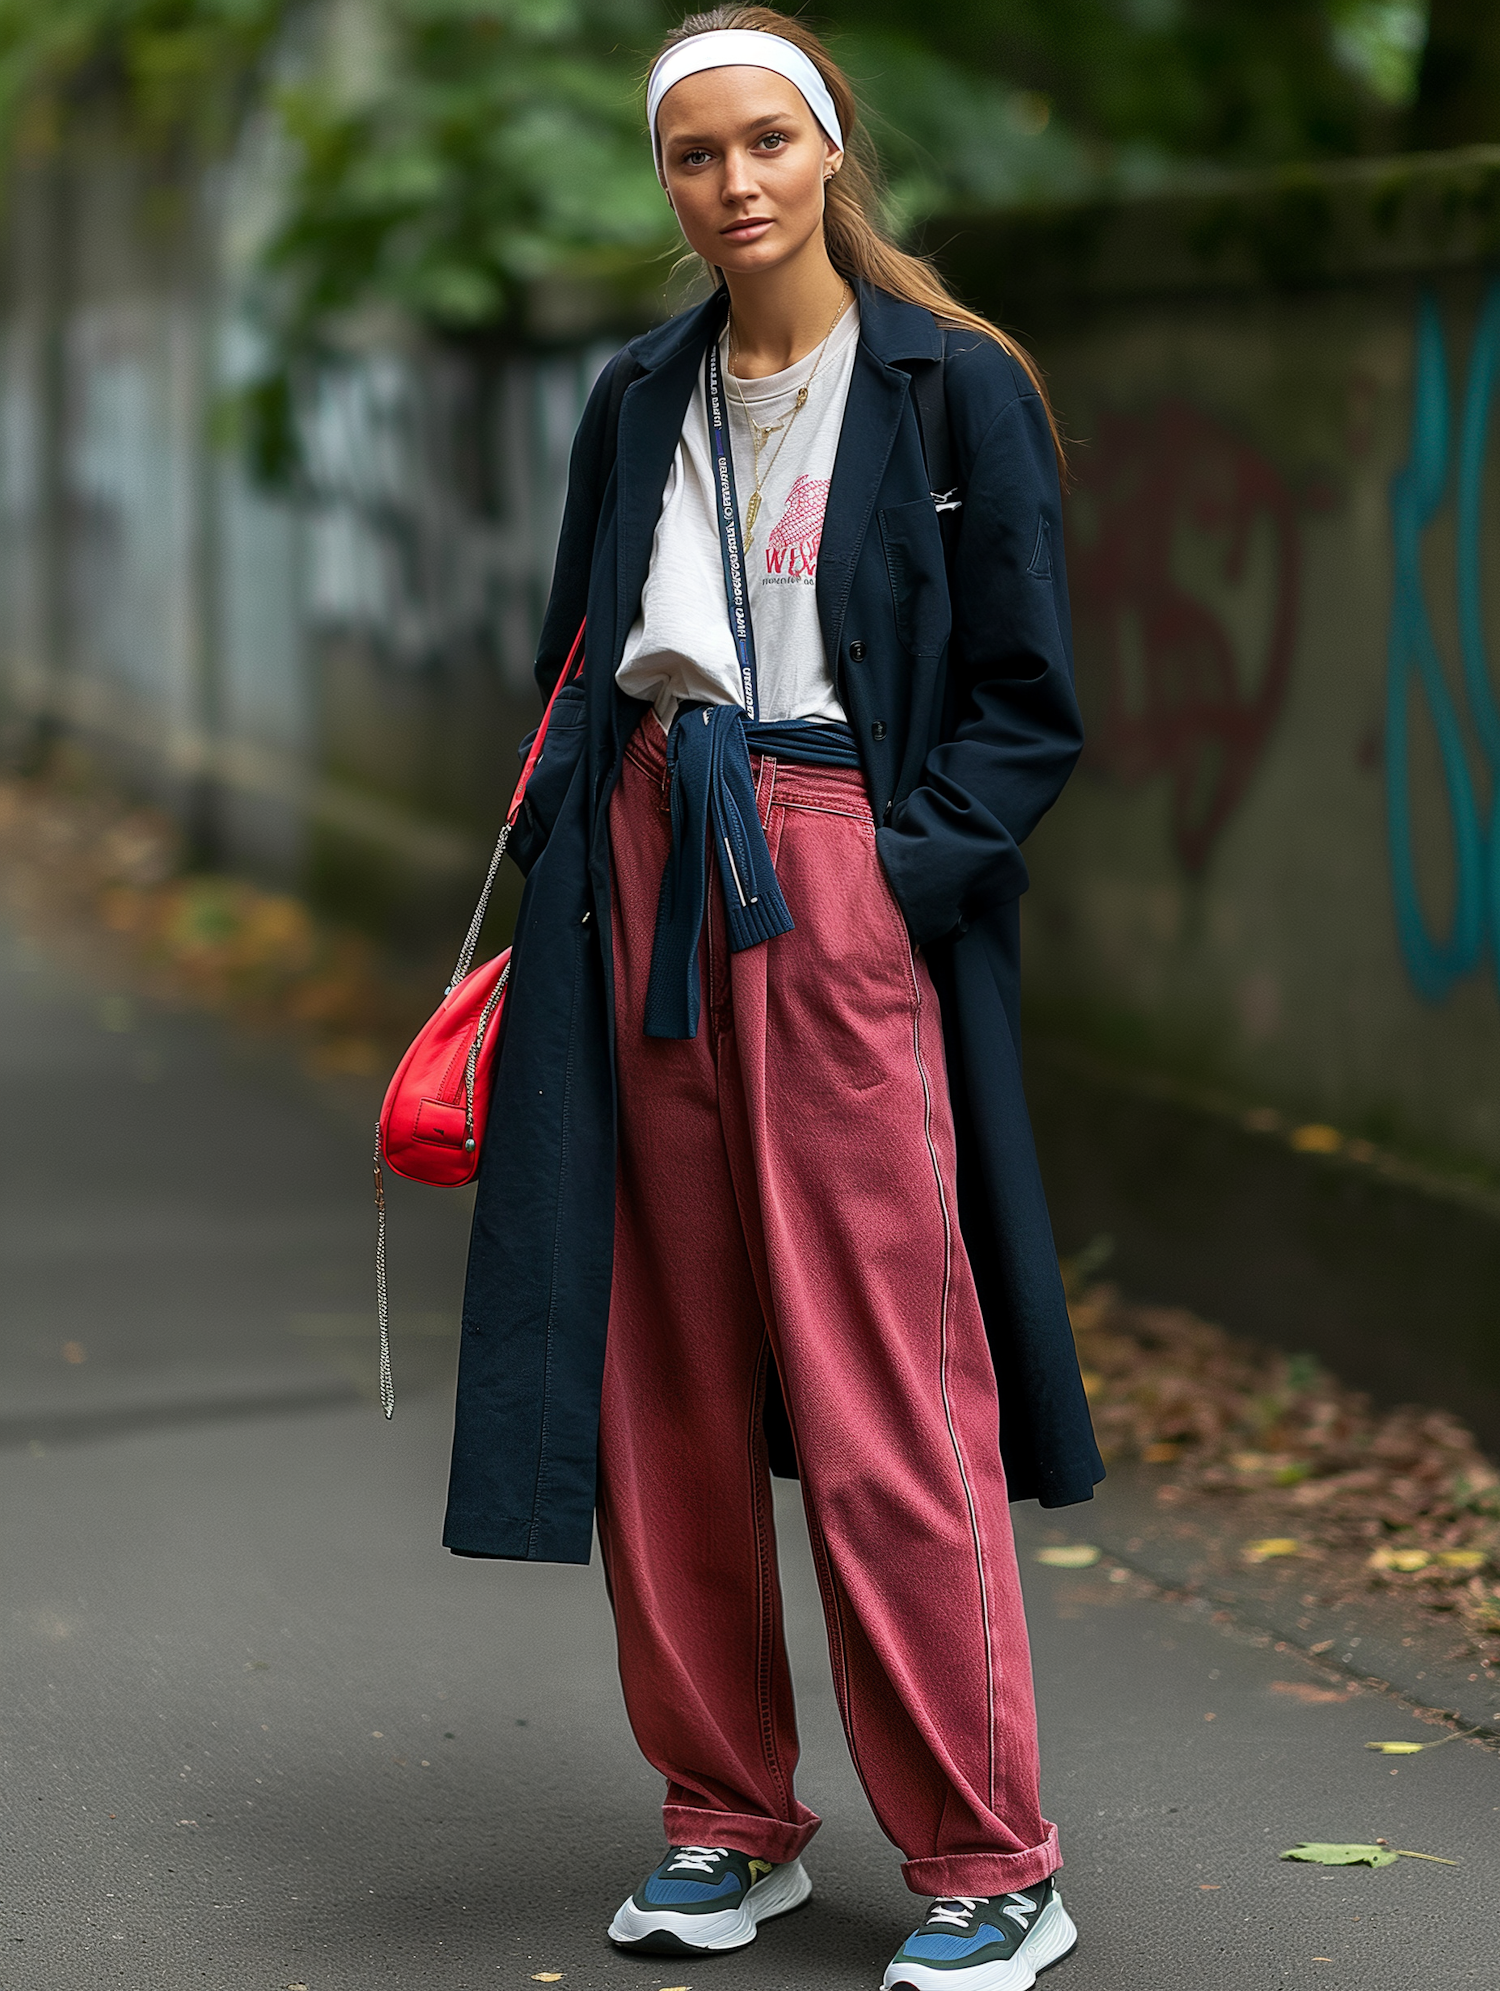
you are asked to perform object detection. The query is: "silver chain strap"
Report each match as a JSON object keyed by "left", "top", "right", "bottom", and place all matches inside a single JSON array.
[
  {"left": 376, "top": 634, "right": 584, "bottom": 1423},
  {"left": 374, "top": 903, "right": 511, "bottom": 1418},
  {"left": 447, "top": 821, "right": 511, "bottom": 993},
  {"left": 373, "top": 1124, "right": 394, "bottom": 1420},
  {"left": 463, "top": 964, "right": 510, "bottom": 1148}
]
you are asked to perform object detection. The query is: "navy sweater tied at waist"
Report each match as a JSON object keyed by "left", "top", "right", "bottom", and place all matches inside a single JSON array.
[{"left": 642, "top": 703, "right": 862, "bottom": 1040}]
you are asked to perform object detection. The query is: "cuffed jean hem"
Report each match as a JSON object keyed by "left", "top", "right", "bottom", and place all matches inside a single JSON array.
[
  {"left": 663, "top": 1803, "right": 822, "bottom": 1865},
  {"left": 901, "top": 1826, "right": 1062, "bottom": 1899}
]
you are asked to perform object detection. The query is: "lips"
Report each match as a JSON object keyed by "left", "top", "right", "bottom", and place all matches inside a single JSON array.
[{"left": 721, "top": 216, "right": 772, "bottom": 241}]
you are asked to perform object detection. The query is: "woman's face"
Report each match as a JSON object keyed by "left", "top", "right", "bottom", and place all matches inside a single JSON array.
[{"left": 656, "top": 66, "right": 841, "bottom": 276}]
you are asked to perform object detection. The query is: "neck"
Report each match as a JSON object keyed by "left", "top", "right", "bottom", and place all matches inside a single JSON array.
[{"left": 722, "top": 240, "right": 849, "bottom": 379}]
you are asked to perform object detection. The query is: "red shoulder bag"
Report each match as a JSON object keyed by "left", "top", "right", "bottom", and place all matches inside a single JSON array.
[{"left": 372, "top": 622, "right": 587, "bottom": 1414}]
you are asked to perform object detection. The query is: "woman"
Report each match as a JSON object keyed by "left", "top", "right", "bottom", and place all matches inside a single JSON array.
[{"left": 444, "top": 9, "right": 1103, "bottom": 1985}]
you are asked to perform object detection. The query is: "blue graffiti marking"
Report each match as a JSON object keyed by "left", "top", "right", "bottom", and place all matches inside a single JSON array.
[{"left": 1386, "top": 286, "right": 1495, "bottom": 1001}]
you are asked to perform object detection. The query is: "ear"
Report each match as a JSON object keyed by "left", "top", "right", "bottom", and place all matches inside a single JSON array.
[{"left": 822, "top": 136, "right": 844, "bottom": 183}]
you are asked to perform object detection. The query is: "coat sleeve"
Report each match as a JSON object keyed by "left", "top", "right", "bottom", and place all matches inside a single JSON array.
[{"left": 875, "top": 373, "right": 1084, "bottom": 947}]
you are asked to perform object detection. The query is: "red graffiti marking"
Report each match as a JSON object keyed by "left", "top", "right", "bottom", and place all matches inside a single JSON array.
[{"left": 1065, "top": 402, "right": 1300, "bottom": 873}]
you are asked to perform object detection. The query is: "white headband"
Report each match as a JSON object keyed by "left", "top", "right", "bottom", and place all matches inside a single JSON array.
[{"left": 646, "top": 29, "right": 844, "bottom": 185}]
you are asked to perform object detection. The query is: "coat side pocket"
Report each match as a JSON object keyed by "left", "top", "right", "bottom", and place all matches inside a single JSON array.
[
  {"left": 517, "top": 685, "right": 588, "bottom": 858},
  {"left": 879, "top": 499, "right": 952, "bottom": 658}
]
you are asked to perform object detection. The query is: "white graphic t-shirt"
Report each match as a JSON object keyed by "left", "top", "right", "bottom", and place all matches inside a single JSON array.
[{"left": 616, "top": 301, "right": 859, "bottom": 729}]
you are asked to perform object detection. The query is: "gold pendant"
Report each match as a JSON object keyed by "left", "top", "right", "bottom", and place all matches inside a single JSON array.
[
  {"left": 794, "top": 386, "right": 808, "bottom": 410},
  {"left": 744, "top": 491, "right": 761, "bottom": 536}
]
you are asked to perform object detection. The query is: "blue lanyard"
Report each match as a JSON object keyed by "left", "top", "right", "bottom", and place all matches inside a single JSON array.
[{"left": 705, "top": 337, "right": 760, "bottom": 721}]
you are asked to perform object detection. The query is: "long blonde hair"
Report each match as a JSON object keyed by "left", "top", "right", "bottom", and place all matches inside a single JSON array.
[{"left": 651, "top": 4, "right": 1066, "bottom": 478}]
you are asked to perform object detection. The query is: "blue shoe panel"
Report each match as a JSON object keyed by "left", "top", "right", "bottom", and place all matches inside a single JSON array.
[
  {"left": 641, "top": 1873, "right": 742, "bottom": 1907},
  {"left": 902, "top": 1922, "right": 1007, "bottom": 1962}
]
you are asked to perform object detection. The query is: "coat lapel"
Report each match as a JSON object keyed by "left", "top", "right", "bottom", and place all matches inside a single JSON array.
[
  {"left": 816, "top": 280, "right": 942, "bottom": 666},
  {"left": 816, "top": 345, "right": 909, "bottom": 666},
  {"left": 612, "top": 293, "right": 726, "bottom": 657}
]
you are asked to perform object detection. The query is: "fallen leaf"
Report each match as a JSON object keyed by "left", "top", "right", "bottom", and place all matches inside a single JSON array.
[
  {"left": 1309, "top": 1638, "right": 1334, "bottom": 1653},
  {"left": 1142, "top": 1441, "right": 1180, "bottom": 1463},
  {"left": 1437, "top": 1550, "right": 1488, "bottom": 1570},
  {"left": 1034, "top": 1544, "right": 1101, "bottom": 1568},
  {"left": 1244, "top": 1538, "right": 1301, "bottom": 1562},
  {"left": 1367, "top": 1546, "right": 1431, "bottom": 1572},
  {"left": 1281, "top": 1843, "right": 1397, "bottom": 1868},
  {"left": 530, "top": 1976, "right": 564, "bottom": 1983},
  {"left": 1281, "top": 1842, "right": 1459, "bottom": 1867},
  {"left": 1290, "top": 1124, "right": 1343, "bottom": 1154},
  {"left": 1365, "top": 1727, "right": 1480, "bottom": 1756},
  {"left": 1269, "top": 1681, "right": 1346, "bottom": 1704}
]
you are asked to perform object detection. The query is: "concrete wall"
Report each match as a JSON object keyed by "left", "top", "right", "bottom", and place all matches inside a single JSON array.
[
  {"left": 0, "top": 134, "right": 616, "bottom": 936},
  {"left": 939, "top": 147, "right": 1500, "bottom": 1177}
]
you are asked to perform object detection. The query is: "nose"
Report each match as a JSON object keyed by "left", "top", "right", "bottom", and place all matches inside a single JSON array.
[{"left": 721, "top": 145, "right": 758, "bottom": 205}]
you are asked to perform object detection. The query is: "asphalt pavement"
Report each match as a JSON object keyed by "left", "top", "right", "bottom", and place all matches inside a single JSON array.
[{"left": 2, "top": 914, "right": 1496, "bottom": 1991}]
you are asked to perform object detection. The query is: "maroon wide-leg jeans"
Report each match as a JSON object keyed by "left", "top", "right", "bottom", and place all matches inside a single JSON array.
[{"left": 598, "top": 715, "right": 1060, "bottom": 1897}]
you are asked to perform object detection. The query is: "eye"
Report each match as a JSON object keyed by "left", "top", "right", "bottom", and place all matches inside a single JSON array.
[
  {"left": 679, "top": 146, "right": 713, "bottom": 167},
  {"left": 756, "top": 129, "right": 790, "bottom": 151}
]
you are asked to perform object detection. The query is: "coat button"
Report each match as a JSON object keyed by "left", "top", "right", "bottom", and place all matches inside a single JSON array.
[
  {"left": 871, "top": 720, "right": 887, "bottom": 741},
  {"left": 848, "top": 639, "right": 866, "bottom": 661}
]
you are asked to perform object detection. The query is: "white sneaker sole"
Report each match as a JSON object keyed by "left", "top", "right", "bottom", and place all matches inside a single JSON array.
[
  {"left": 608, "top": 1856, "right": 813, "bottom": 1954},
  {"left": 882, "top": 1892, "right": 1078, "bottom": 1991}
]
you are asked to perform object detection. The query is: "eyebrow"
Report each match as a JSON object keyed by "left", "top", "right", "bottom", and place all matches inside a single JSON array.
[{"left": 661, "top": 107, "right": 809, "bottom": 148}]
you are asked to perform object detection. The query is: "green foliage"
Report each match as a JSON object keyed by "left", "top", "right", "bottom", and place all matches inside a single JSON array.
[
  {"left": 820, "top": 0, "right": 1429, "bottom": 168},
  {"left": 834, "top": 28, "right": 1099, "bottom": 232},
  {"left": 263, "top": 0, "right": 676, "bottom": 345},
  {"left": 0, "top": 0, "right": 289, "bottom": 156},
  {"left": 0, "top": 0, "right": 1454, "bottom": 487}
]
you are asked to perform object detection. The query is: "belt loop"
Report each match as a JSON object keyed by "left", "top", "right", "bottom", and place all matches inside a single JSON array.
[{"left": 754, "top": 749, "right": 776, "bottom": 820}]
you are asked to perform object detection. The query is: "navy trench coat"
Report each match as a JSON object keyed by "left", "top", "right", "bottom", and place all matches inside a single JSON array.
[{"left": 444, "top": 280, "right": 1104, "bottom": 1564}]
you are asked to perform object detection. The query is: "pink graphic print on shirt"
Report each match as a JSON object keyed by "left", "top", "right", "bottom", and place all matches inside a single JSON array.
[{"left": 764, "top": 475, "right": 830, "bottom": 580}]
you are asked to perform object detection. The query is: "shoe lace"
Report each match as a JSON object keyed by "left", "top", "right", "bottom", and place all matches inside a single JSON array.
[
  {"left": 929, "top": 1897, "right": 983, "bottom": 1928},
  {"left": 667, "top": 1846, "right": 730, "bottom": 1875},
  {"left": 930, "top": 1891, "right": 1038, "bottom": 1932}
]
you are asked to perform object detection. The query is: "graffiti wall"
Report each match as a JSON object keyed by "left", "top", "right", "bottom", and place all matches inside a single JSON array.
[{"left": 1006, "top": 250, "right": 1500, "bottom": 1171}]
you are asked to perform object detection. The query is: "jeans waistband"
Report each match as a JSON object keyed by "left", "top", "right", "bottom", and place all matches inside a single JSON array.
[{"left": 642, "top": 705, "right": 861, "bottom": 1040}]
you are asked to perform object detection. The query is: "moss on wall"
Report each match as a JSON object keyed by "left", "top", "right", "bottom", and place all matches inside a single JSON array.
[{"left": 924, "top": 146, "right": 1500, "bottom": 324}]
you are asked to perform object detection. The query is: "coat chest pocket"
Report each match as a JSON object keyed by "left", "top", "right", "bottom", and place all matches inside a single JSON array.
[
  {"left": 879, "top": 500, "right": 951, "bottom": 658},
  {"left": 520, "top": 684, "right": 587, "bottom": 846}
]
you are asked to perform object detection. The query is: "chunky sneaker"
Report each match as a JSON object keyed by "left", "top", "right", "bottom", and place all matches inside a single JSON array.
[
  {"left": 882, "top": 1879, "right": 1077, "bottom": 1990},
  {"left": 607, "top": 1844, "right": 813, "bottom": 1954}
]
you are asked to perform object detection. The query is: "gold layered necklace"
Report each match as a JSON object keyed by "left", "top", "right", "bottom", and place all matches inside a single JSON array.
[{"left": 727, "top": 284, "right": 851, "bottom": 550}]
